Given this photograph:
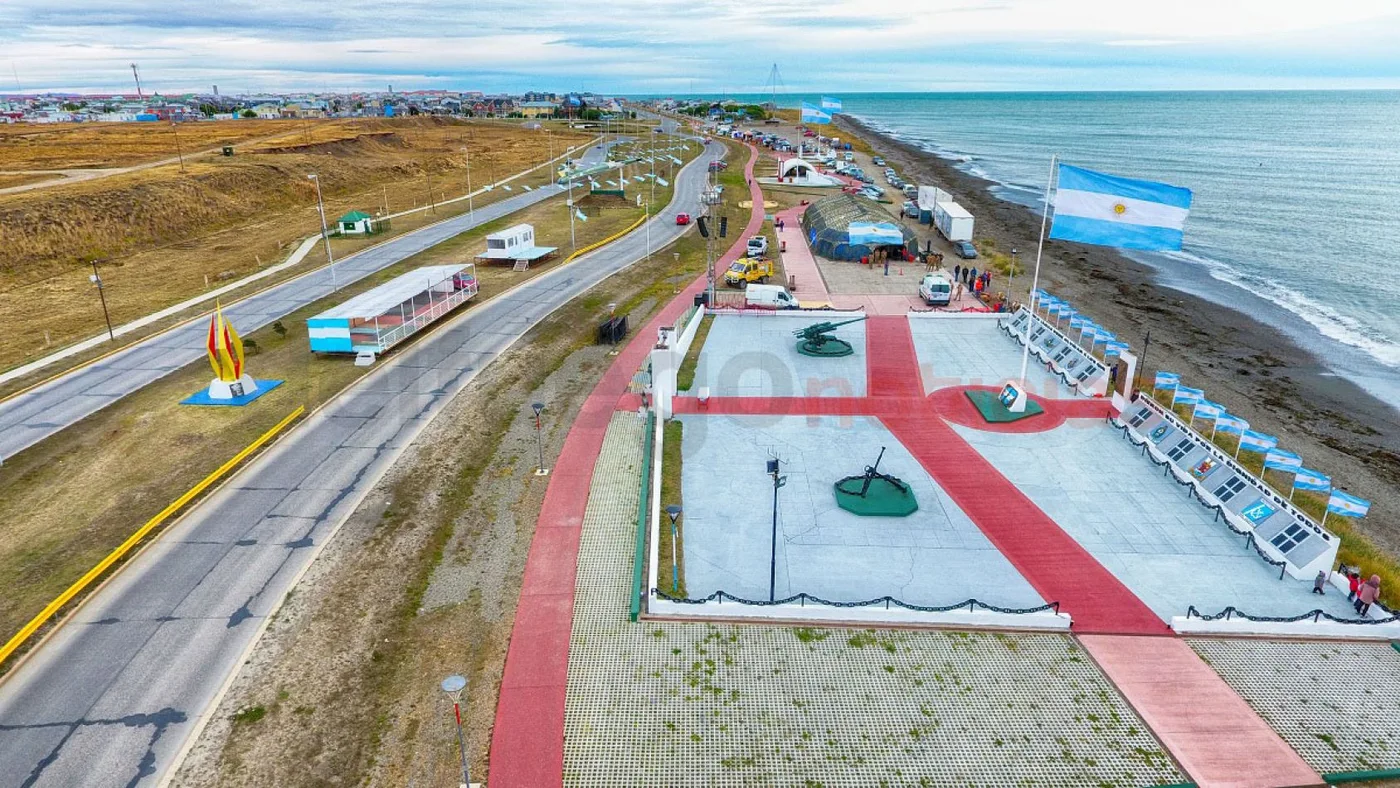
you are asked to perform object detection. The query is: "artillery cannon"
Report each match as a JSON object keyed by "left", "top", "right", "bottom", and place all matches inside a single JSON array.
[
  {"left": 792, "top": 315, "right": 867, "bottom": 357},
  {"left": 833, "top": 446, "right": 918, "bottom": 517}
]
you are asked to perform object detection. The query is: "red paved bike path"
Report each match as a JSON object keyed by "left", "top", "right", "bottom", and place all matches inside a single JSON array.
[{"left": 487, "top": 142, "right": 766, "bottom": 788}]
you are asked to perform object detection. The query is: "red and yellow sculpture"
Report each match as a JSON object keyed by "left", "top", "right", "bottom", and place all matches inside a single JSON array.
[{"left": 204, "top": 302, "right": 258, "bottom": 399}]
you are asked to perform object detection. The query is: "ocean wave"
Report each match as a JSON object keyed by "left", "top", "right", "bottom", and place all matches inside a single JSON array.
[{"left": 1160, "top": 249, "right": 1400, "bottom": 368}]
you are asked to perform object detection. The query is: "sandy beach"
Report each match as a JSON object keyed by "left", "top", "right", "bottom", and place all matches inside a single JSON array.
[{"left": 836, "top": 115, "right": 1399, "bottom": 558}]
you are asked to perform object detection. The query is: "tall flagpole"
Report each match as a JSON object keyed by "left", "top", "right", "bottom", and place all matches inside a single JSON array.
[{"left": 1018, "top": 154, "right": 1058, "bottom": 386}]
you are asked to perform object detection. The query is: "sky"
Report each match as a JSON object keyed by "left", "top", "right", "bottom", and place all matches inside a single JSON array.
[{"left": 5, "top": 0, "right": 1400, "bottom": 95}]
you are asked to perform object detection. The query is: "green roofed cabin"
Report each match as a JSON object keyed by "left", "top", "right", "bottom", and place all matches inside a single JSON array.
[{"left": 337, "top": 210, "right": 379, "bottom": 236}]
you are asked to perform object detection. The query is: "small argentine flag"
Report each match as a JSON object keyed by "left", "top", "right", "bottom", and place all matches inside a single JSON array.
[
  {"left": 1050, "top": 164, "right": 1193, "bottom": 251},
  {"left": 1104, "top": 340, "right": 1130, "bottom": 357},
  {"left": 1154, "top": 371, "right": 1180, "bottom": 390},
  {"left": 1068, "top": 315, "right": 1087, "bottom": 330},
  {"left": 1214, "top": 413, "right": 1248, "bottom": 435},
  {"left": 1091, "top": 329, "right": 1114, "bottom": 345},
  {"left": 1292, "top": 468, "right": 1331, "bottom": 492},
  {"left": 575, "top": 208, "right": 587, "bottom": 222},
  {"left": 1193, "top": 400, "right": 1225, "bottom": 420},
  {"left": 821, "top": 96, "right": 843, "bottom": 111},
  {"left": 656, "top": 177, "right": 669, "bottom": 187},
  {"left": 1238, "top": 429, "right": 1278, "bottom": 453},
  {"left": 1327, "top": 490, "right": 1371, "bottom": 518},
  {"left": 1263, "top": 448, "right": 1303, "bottom": 472},
  {"left": 1172, "top": 386, "right": 1204, "bottom": 406}
]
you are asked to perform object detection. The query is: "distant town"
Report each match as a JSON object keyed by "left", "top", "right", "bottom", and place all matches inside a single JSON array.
[{"left": 0, "top": 89, "right": 647, "bottom": 124}]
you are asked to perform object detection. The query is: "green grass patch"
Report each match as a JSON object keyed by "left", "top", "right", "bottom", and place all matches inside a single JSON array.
[
  {"left": 232, "top": 705, "right": 267, "bottom": 724},
  {"left": 658, "top": 419, "right": 687, "bottom": 597},
  {"left": 676, "top": 314, "right": 714, "bottom": 393}
]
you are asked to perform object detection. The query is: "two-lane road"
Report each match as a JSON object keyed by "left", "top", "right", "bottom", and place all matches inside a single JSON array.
[
  {"left": 0, "top": 141, "right": 617, "bottom": 462},
  {"left": 0, "top": 134, "right": 721, "bottom": 788}
]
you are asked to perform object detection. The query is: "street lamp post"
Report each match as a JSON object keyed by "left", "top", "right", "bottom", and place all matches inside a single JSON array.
[
  {"left": 440, "top": 675, "right": 473, "bottom": 788},
  {"left": 666, "top": 505, "right": 682, "bottom": 592},
  {"left": 766, "top": 459, "right": 786, "bottom": 602},
  {"left": 307, "top": 173, "right": 338, "bottom": 291},
  {"left": 89, "top": 261, "right": 114, "bottom": 341},
  {"left": 532, "top": 402, "right": 548, "bottom": 476},
  {"left": 1009, "top": 247, "right": 1019, "bottom": 305}
]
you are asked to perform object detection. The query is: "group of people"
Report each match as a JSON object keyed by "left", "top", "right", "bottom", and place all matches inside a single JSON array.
[
  {"left": 1345, "top": 570, "right": 1384, "bottom": 616},
  {"left": 953, "top": 264, "right": 993, "bottom": 295}
]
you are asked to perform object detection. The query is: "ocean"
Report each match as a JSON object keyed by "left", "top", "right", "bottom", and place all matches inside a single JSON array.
[{"left": 685, "top": 91, "right": 1400, "bottom": 404}]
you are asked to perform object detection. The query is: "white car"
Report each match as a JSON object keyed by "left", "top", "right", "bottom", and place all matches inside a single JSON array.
[
  {"left": 919, "top": 272, "right": 954, "bottom": 306},
  {"left": 746, "top": 236, "right": 769, "bottom": 256}
]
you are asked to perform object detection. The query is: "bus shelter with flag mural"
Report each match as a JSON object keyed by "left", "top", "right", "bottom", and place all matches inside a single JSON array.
[{"left": 181, "top": 302, "right": 283, "bottom": 406}]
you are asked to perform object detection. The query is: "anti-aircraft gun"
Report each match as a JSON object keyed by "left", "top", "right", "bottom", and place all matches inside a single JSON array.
[{"left": 792, "top": 315, "right": 867, "bottom": 357}]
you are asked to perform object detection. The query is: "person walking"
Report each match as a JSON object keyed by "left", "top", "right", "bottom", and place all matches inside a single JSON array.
[
  {"left": 954, "top": 264, "right": 961, "bottom": 282},
  {"left": 1312, "top": 571, "right": 1327, "bottom": 595},
  {"left": 969, "top": 266, "right": 979, "bottom": 286},
  {"left": 1348, "top": 571, "right": 1361, "bottom": 602},
  {"left": 1356, "top": 575, "right": 1381, "bottom": 616}
]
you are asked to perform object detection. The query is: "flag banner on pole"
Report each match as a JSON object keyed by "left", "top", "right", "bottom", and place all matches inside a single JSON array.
[
  {"left": 1214, "top": 413, "right": 1248, "bottom": 435},
  {"left": 656, "top": 177, "right": 669, "bottom": 187},
  {"left": 606, "top": 180, "right": 617, "bottom": 187},
  {"left": 522, "top": 184, "right": 532, "bottom": 191},
  {"left": 820, "top": 96, "right": 843, "bottom": 111},
  {"left": 1193, "top": 400, "right": 1225, "bottom": 420},
  {"left": 1033, "top": 289, "right": 1051, "bottom": 301},
  {"left": 1104, "top": 340, "right": 1130, "bottom": 357},
  {"left": 1292, "top": 468, "right": 1331, "bottom": 492},
  {"left": 1154, "top": 371, "right": 1180, "bottom": 391},
  {"left": 1049, "top": 164, "right": 1193, "bottom": 251},
  {"left": 1092, "top": 329, "right": 1115, "bottom": 345},
  {"left": 1327, "top": 490, "right": 1371, "bottom": 518},
  {"left": 1171, "top": 386, "right": 1204, "bottom": 406},
  {"left": 575, "top": 208, "right": 587, "bottom": 222},
  {"left": 800, "top": 103, "right": 832, "bottom": 124},
  {"left": 503, "top": 185, "right": 512, "bottom": 191},
  {"left": 1067, "top": 315, "right": 1087, "bottom": 330},
  {"left": 1238, "top": 430, "right": 1278, "bottom": 453},
  {"left": 1058, "top": 307, "right": 1077, "bottom": 321},
  {"left": 1263, "top": 448, "right": 1303, "bottom": 472},
  {"left": 669, "top": 155, "right": 682, "bottom": 165},
  {"left": 1046, "top": 302, "right": 1062, "bottom": 316}
]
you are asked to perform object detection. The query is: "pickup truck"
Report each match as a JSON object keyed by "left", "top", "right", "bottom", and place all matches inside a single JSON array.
[{"left": 724, "top": 257, "right": 774, "bottom": 287}]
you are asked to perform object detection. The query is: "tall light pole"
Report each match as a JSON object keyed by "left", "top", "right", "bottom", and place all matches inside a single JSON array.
[
  {"left": 666, "top": 505, "right": 682, "bottom": 592},
  {"left": 1009, "top": 247, "right": 1019, "bottom": 305},
  {"left": 532, "top": 402, "right": 548, "bottom": 476},
  {"left": 766, "top": 459, "right": 787, "bottom": 602},
  {"left": 89, "top": 261, "right": 114, "bottom": 341},
  {"left": 307, "top": 173, "right": 338, "bottom": 291},
  {"left": 440, "top": 675, "right": 473, "bottom": 788}
]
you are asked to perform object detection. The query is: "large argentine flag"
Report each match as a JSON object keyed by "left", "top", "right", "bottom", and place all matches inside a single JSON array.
[
  {"left": 1292, "top": 468, "right": 1331, "bottom": 492},
  {"left": 800, "top": 103, "right": 832, "bottom": 124},
  {"left": 1050, "top": 164, "right": 1193, "bottom": 251},
  {"left": 820, "top": 96, "right": 843, "bottom": 111}
]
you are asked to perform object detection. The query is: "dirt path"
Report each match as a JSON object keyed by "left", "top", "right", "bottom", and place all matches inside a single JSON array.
[{"left": 170, "top": 237, "right": 703, "bottom": 787}]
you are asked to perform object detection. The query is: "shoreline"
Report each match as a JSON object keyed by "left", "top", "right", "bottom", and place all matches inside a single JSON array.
[{"left": 836, "top": 114, "right": 1400, "bottom": 556}]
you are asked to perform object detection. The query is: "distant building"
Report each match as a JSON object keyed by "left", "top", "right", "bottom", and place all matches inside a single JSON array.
[
  {"left": 336, "top": 210, "right": 376, "bottom": 235},
  {"left": 518, "top": 101, "right": 557, "bottom": 119}
]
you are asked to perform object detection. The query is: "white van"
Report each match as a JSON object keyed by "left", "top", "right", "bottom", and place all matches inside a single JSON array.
[
  {"left": 745, "top": 283, "right": 800, "bottom": 310},
  {"left": 919, "top": 271, "right": 954, "bottom": 306}
]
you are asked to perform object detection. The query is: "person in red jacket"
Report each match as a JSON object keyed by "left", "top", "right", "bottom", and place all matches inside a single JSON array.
[{"left": 1348, "top": 571, "right": 1362, "bottom": 602}]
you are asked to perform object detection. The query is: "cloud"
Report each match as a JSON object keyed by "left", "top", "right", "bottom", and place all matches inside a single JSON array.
[{"left": 2, "top": 0, "right": 1400, "bottom": 93}]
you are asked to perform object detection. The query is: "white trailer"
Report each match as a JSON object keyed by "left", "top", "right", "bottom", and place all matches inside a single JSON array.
[{"left": 933, "top": 200, "right": 975, "bottom": 242}]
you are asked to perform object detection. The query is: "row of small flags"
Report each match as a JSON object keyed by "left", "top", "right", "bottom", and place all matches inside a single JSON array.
[
  {"left": 1032, "top": 291, "right": 1128, "bottom": 357},
  {"left": 1153, "top": 370, "right": 1370, "bottom": 520}
]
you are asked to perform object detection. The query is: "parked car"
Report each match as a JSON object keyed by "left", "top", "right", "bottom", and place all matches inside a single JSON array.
[
  {"left": 872, "top": 156, "right": 886, "bottom": 166},
  {"left": 746, "top": 236, "right": 769, "bottom": 256},
  {"left": 903, "top": 200, "right": 920, "bottom": 218},
  {"left": 746, "top": 283, "right": 800, "bottom": 309},
  {"left": 953, "top": 240, "right": 978, "bottom": 259},
  {"left": 675, "top": 213, "right": 691, "bottom": 225}
]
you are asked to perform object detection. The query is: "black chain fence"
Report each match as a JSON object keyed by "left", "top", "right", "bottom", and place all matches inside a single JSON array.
[
  {"left": 1108, "top": 418, "right": 1290, "bottom": 578},
  {"left": 654, "top": 589, "right": 1061, "bottom": 616},
  {"left": 1186, "top": 605, "right": 1400, "bottom": 625}
]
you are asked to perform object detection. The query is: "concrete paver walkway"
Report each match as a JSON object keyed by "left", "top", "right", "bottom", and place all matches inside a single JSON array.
[{"left": 1083, "top": 635, "right": 1322, "bottom": 788}]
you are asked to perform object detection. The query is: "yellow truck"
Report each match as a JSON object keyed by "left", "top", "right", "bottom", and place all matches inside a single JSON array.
[{"left": 723, "top": 257, "right": 774, "bottom": 287}]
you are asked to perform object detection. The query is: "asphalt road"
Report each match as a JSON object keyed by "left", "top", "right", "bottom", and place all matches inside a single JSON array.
[
  {"left": 0, "top": 126, "right": 719, "bottom": 788},
  {"left": 0, "top": 140, "right": 616, "bottom": 462}
]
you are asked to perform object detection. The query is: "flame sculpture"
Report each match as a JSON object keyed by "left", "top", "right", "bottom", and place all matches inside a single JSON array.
[{"left": 206, "top": 302, "right": 245, "bottom": 383}]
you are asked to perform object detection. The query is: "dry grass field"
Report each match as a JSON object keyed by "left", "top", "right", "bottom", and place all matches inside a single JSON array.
[
  {"left": 0, "top": 118, "right": 309, "bottom": 170},
  {"left": 0, "top": 117, "right": 593, "bottom": 372}
]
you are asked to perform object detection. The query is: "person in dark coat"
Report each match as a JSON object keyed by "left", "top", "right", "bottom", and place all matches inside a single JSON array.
[
  {"left": 1313, "top": 571, "right": 1327, "bottom": 595},
  {"left": 954, "top": 264, "right": 961, "bottom": 282}
]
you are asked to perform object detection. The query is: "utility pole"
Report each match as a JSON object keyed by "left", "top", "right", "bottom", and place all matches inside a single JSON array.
[
  {"left": 308, "top": 173, "right": 338, "bottom": 291},
  {"left": 89, "top": 261, "right": 114, "bottom": 341},
  {"left": 767, "top": 458, "right": 787, "bottom": 602},
  {"left": 170, "top": 120, "right": 185, "bottom": 173},
  {"left": 460, "top": 146, "right": 474, "bottom": 221}
]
